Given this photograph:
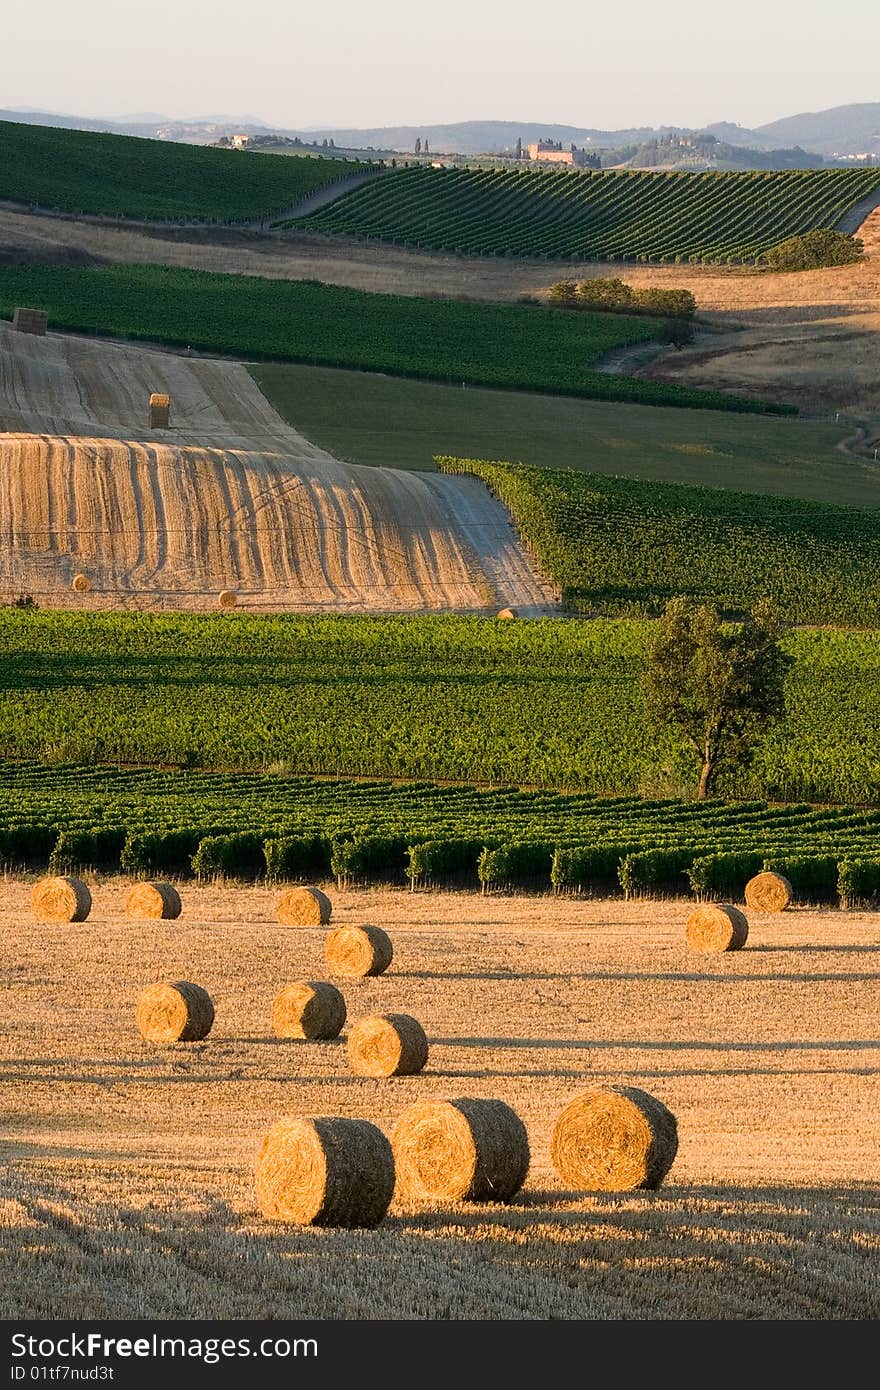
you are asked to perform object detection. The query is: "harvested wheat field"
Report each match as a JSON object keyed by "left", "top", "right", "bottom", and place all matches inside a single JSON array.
[
  {"left": 1, "top": 882, "right": 878, "bottom": 1319},
  {"left": 0, "top": 322, "right": 554, "bottom": 613}
]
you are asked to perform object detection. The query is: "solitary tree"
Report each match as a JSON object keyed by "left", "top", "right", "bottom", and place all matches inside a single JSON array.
[
  {"left": 644, "top": 597, "right": 792, "bottom": 800},
  {"left": 415, "top": 137, "right": 422, "bottom": 154}
]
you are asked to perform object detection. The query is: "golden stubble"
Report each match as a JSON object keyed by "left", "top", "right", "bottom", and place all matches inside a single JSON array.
[{"left": 1, "top": 881, "right": 878, "bottom": 1318}]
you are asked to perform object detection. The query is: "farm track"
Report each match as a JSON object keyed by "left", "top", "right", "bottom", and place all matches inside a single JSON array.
[
  {"left": 0, "top": 321, "right": 555, "bottom": 613},
  {"left": 1, "top": 885, "right": 878, "bottom": 1319}
]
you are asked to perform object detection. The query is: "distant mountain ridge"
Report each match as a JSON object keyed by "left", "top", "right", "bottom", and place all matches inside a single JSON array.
[{"left": 2, "top": 101, "right": 878, "bottom": 158}]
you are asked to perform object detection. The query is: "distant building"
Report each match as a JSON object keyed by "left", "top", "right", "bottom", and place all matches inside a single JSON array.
[
  {"left": 527, "top": 140, "right": 589, "bottom": 167},
  {"left": 230, "top": 133, "right": 252, "bottom": 149}
]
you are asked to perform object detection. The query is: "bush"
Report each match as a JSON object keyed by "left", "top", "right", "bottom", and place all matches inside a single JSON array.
[
  {"left": 687, "top": 850, "right": 765, "bottom": 900},
  {"left": 619, "top": 848, "right": 697, "bottom": 897},
  {"left": 50, "top": 827, "right": 126, "bottom": 872},
  {"left": 121, "top": 829, "right": 204, "bottom": 875},
  {"left": 764, "top": 854, "right": 839, "bottom": 903},
  {"left": 548, "top": 277, "right": 696, "bottom": 321},
  {"left": 0, "top": 824, "right": 57, "bottom": 867},
  {"left": 407, "top": 838, "right": 487, "bottom": 886},
  {"left": 837, "top": 858, "right": 880, "bottom": 906},
  {"left": 550, "top": 844, "right": 639, "bottom": 892},
  {"left": 764, "top": 230, "right": 864, "bottom": 271},
  {"left": 477, "top": 841, "right": 553, "bottom": 890},
  {"left": 330, "top": 834, "right": 413, "bottom": 885},
  {"left": 192, "top": 832, "right": 267, "bottom": 879},
  {"left": 264, "top": 833, "right": 332, "bottom": 880}
]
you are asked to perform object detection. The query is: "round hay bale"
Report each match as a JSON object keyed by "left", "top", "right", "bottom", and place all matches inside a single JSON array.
[
  {"left": 745, "top": 870, "right": 793, "bottom": 913},
  {"left": 271, "top": 981, "right": 346, "bottom": 1040},
  {"left": 686, "top": 902, "right": 749, "bottom": 952},
  {"left": 275, "top": 885, "right": 332, "bottom": 927},
  {"left": 392, "top": 1097, "right": 529, "bottom": 1203},
  {"left": 125, "top": 881, "right": 182, "bottom": 920},
  {"left": 31, "top": 875, "right": 91, "bottom": 923},
  {"left": 136, "top": 980, "right": 214, "bottom": 1043},
  {"left": 71, "top": 573, "right": 92, "bottom": 593},
  {"left": 347, "top": 1013, "right": 428, "bottom": 1077},
  {"left": 496, "top": 607, "right": 518, "bottom": 620},
  {"left": 551, "top": 1085, "right": 678, "bottom": 1192},
  {"left": 326, "top": 923, "right": 393, "bottom": 979},
  {"left": 218, "top": 589, "right": 238, "bottom": 609},
  {"left": 255, "top": 1116, "right": 395, "bottom": 1227}
]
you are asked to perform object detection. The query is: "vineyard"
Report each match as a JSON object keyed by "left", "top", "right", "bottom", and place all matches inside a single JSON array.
[
  {"left": 300, "top": 164, "right": 880, "bottom": 263},
  {"left": 0, "top": 263, "right": 793, "bottom": 413},
  {"left": 0, "top": 611, "right": 877, "bottom": 805},
  {"left": 436, "top": 459, "right": 880, "bottom": 622},
  {"left": 0, "top": 763, "right": 878, "bottom": 903},
  {"left": 0, "top": 118, "right": 374, "bottom": 222}
]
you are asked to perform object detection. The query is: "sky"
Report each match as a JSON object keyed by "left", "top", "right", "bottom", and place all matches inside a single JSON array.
[{"left": 3, "top": 0, "right": 878, "bottom": 131}]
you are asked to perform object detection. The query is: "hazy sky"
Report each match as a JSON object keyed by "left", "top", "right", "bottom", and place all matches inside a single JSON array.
[{"left": 4, "top": 0, "right": 878, "bottom": 130}]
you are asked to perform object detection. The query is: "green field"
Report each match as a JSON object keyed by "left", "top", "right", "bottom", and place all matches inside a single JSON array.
[
  {"left": 300, "top": 164, "right": 880, "bottom": 262},
  {"left": 0, "top": 611, "right": 876, "bottom": 805},
  {"left": 0, "top": 119, "right": 373, "bottom": 222},
  {"left": 0, "top": 762, "right": 879, "bottom": 903},
  {"left": 435, "top": 458, "right": 880, "bottom": 622},
  {"left": 0, "top": 262, "right": 793, "bottom": 412},
  {"left": 250, "top": 363, "right": 866, "bottom": 502}
]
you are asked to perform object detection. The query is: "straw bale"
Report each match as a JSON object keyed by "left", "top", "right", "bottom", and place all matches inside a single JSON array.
[
  {"left": 272, "top": 981, "right": 346, "bottom": 1040},
  {"left": 347, "top": 1013, "right": 428, "bottom": 1076},
  {"left": 125, "top": 881, "right": 182, "bottom": 920},
  {"left": 276, "top": 886, "right": 332, "bottom": 926},
  {"left": 392, "top": 1097, "right": 529, "bottom": 1202},
  {"left": 31, "top": 875, "right": 91, "bottom": 923},
  {"left": 686, "top": 902, "right": 749, "bottom": 952},
  {"left": 325, "top": 923, "right": 393, "bottom": 978},
  {"left": 136, "top": 980, "right": 214, "bottom": 1042},
  {"left": 551, "top": 1085, "right": 678, "bottom": 1191},
  {"left": 255, "top": 1116, "right": 395, "bottom": 1226},
  {"left": 745, "top": 871, "right": 793, "bottom": 913}
]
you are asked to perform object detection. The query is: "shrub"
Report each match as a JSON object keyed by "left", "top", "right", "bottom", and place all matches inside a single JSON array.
[
  {"left": 477, "top": 841, "right": 553, "bottom": 890},
  {"left": 121, "top": 829, "right": 204, "bottom": 875},
  {"left": 619, "top": 848, "right": 697, "bottom": 897},
  {"left": 550, "top": 844, "right": 639, "bottom": 892},
  {"left": 50, "top": 827, "right": 126, "bottom": 872},
  {"left": 837, "top": 858, "right": 880, "bottom": 906},
  {"left": 687, "top": 850, "right": 766, "bottom": 900},
  {"left": 764, "top": 230, "right": 864, "bottom": 271},
  {"left": 191, "top": 832, "right": 267, "bottom": 879},
  {"left": 264, "top": 834, "right": 332, "bottom": 880}
]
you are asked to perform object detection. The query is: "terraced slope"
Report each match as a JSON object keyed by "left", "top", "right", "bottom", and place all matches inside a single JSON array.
[
  {"left": 0, "top": 321, "right": 554, "bottom": 614},
  {"left": 301, "top": 165, "right": 880, "bottom": 262}
]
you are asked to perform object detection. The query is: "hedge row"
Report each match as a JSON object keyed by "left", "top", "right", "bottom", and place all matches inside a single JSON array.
[{"left": 12, "top": 823, "right": 880, "bottom": 905}]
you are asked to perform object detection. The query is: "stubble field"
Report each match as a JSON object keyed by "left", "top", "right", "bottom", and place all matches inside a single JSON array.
[{"left": 1, "top": 883, "right": 878, "bottom": 1319}]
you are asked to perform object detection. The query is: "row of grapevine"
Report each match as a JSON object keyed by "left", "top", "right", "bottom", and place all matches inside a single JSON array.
[
  {"left": 302, "top": 165, "right": 880, "bottom": 263},
  {"left": 2, "top": 764, "right": 879, "bottom": 902},
  {"left": 0, "top": 118, "right": 376, "bottom": 223},
  {"left": 0, "top": 610, "right": 877, "bottom": 805},
  {"left": 0, "top": 263, "right": 794, "bottom": 415},
  {"left": 434, "top": 458, "right": 880, "bottom": 623}
]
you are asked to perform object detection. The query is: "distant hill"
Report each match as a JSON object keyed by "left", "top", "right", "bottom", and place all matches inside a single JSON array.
[
  {"left": 3, "top": 102, "right": 879, "bottom": 161},
  {"left": 756, "top": 103, "right": 880, "bottom": 156}
]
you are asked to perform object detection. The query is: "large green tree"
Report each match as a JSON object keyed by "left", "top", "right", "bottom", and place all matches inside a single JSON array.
[{"left": 644, "top": 597, "right": 792, "bottom": 799}]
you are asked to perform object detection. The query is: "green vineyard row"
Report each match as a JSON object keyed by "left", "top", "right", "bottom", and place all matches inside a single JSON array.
[
  {"left": 435, "top": 458, "right": 880, "bottom": 623},
  {"left": 0, "top": 612, "right": 877, "bottom": 805},
  {"left": 1, "top": 764, "right": 878, "bottom": 903},
  {"left": 301, "top": 164, "right": 880, "bottom": 263},
  {"left": 0, "top": 263, "right": 794, "bottom": 413},
  {"left": 0, "top": 118, "right": 374, "bottom": 222}
]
